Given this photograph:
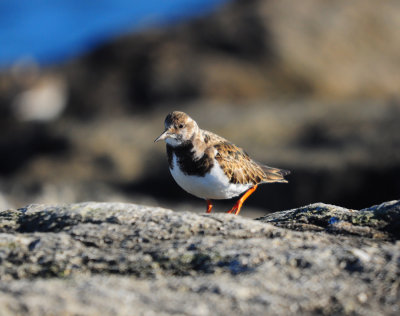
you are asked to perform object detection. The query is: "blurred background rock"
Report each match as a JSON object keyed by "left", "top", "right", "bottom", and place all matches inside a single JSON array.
[{"left": 0, "top": 0, "right": 399, "bottom": 217}]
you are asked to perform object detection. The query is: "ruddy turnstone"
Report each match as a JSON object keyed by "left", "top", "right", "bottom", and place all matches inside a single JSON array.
[{"left": 155, "top": 111, "right": 290, "bottom": 215}]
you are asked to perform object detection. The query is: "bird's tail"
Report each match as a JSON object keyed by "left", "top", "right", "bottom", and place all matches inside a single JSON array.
[{"left": 260, "top": 165, "right": 290, "bottom": 183}]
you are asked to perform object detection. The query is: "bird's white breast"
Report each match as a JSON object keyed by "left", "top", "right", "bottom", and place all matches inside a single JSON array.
[{"left": 169, "top": 154, "right": 251, "bottom": 200}]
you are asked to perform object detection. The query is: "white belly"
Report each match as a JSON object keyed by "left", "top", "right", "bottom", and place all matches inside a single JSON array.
[{"left": 169, "top": 154, "right": 252, "bottom": 200}]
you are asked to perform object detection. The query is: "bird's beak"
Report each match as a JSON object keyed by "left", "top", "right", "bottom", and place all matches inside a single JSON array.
[{"left": 154, "top": 130, "right": 170, "bottom": 142}]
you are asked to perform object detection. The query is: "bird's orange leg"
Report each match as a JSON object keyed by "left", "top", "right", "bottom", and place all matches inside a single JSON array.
[
  {"left": 227, "top": 185, "right": 258, "bottom": 215},
  {"left": 206, "top": 199, "right": 213, "bottom": 213}
]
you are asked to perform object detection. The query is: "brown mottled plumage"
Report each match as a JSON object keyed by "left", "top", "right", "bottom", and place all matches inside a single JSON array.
[
  {"left": 155, "top": 111, "right": 290, "bottom": 215},
  {"left": 214, "top": 140, "right": 289, "bottom": 185}
]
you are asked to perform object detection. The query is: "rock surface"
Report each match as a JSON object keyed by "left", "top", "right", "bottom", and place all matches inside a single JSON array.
[{"left": 0, "top": 201, "right": 399, "bottom": 315}]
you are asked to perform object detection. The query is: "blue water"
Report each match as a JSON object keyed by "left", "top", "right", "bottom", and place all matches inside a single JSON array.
[{"left": 0, "top": 0, "right": 228, "bottom": 68}]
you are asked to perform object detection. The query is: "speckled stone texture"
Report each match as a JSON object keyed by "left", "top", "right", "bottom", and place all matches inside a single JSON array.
[{"left": 0, "top": 201, "right": 399, "bottom": 315}]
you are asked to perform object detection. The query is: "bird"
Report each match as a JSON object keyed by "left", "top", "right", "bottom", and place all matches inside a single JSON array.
[{"left": 154, "top": 111, "right": 290, "bottom": 215}]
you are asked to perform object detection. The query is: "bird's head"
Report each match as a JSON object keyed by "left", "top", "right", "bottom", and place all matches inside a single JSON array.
[{"left": 154, "top": 111, "right": 199, "bottom": 146}]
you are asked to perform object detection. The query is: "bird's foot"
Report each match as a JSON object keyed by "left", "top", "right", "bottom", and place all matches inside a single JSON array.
[
  {"left": 206, "top": 200, "right": 213, "bottom": 213},
  {"left": 227, "top": 202, "right": 241, "bottom": 215},
  {"left": 226, "top": 184, "right": 258, "bottom": 216}
]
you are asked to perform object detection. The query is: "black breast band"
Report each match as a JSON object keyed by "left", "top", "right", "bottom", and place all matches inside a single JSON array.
[{"left": 167, "top": 143, "right": 213, "bottom": 177}]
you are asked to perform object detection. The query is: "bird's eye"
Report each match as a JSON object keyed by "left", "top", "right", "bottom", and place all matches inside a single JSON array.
[{"left": 178, "top": 124, "right": 184, "bottom": 129}]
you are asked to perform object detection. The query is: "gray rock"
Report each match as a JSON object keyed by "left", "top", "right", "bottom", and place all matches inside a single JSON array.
[
  {"left": 0, "top": 201, "right": 399, "bottom": 315},
  {"left": 257, "top": 200, "right": 400, "bottom": 240}
]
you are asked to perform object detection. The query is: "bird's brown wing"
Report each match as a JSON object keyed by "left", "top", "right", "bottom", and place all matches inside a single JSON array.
[{"left": 214, "top": 141, "right": 288, "bottom": 185}]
